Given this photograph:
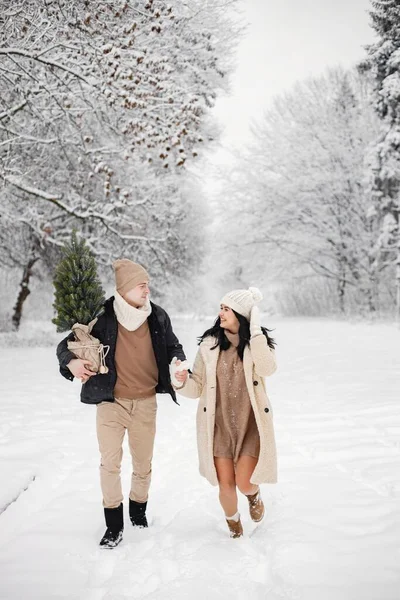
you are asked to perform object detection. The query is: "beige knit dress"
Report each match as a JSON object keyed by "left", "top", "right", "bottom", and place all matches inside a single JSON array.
[{"left": 213, "top": 331, "right": 260, "bottom": 463}]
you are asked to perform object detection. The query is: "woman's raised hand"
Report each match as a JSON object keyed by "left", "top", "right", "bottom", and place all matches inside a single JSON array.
[{"left": 250, "top": 305, "right": 262, "bottom": 338}]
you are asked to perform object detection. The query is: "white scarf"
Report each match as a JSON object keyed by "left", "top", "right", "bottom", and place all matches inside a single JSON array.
[{"left": 113, "top": 290, "right": 152, "bottom": 331}]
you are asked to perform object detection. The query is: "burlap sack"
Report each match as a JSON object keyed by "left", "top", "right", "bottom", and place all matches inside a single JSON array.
[{"left": 67, "top": 319, "right": 109, "bottom": 374}]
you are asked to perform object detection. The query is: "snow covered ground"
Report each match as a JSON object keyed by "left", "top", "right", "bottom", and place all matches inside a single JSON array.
[{"left": 0, "top": 317, "right": 399, "bottom": 600}]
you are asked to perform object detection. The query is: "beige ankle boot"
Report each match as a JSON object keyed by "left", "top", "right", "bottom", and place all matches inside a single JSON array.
[
  {"left": 246, "top": 489, "right": 265, "bottom": 522},
  {"left": 226, "top": 515, "right": 243, "bottom": 538}
]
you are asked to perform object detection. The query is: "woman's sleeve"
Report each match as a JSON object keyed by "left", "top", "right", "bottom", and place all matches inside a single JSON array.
[
  {"left": 174, "top": 348, "right": 205, "bottom": 399},
  {"left": 250, "top": 334, "right": 277, "bottom": 377}
]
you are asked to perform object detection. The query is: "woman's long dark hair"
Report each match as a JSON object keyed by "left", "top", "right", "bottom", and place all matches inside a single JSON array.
[{"left": 198, "top": 309, "right": 276, "bottom": 361}]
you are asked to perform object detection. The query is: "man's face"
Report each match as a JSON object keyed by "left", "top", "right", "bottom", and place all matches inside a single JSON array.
[{"left": 123, "top": 282, "right": 150, "bottom": 308}]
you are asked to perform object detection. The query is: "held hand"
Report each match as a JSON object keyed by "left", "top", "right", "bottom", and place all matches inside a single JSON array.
[
  {"left": 175, "top": 360, "right": 188, "bottom": 385},
  {"left": 67, "top": 358, "right": 96, "bottom": 383},
  {"left": 250, "top": 305, "right": 262, "bottom": 338},
  {"left": 170, "top": 357, "right": 189, "bottom": 388}
]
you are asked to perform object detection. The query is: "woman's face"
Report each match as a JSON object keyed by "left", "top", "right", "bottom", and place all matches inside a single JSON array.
[{"left": 219, "top": 304, "right": 239, "bottom": 332}]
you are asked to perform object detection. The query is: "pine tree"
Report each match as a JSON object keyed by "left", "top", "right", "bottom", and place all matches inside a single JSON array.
[
  {"left": 52, "top": 231, "right": 105, "bottom": 332},
  {"left": 362, "top": 0, "right": 400, "bottom": 317}
]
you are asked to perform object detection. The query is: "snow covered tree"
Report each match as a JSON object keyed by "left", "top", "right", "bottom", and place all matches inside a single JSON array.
[
  {"left": 211, "top": 68, "right": 380, "bottom": 315},
  {"left": 0, "top": 204, "right": 60, "bottom": 330},
  {"left": 360, "top": 0, "right": 400, "bottom": 318},
  {"left": 52, "top": 231, "right": 105, "bottom": 332},
  {"left": 0, "top": 0, "right": 239, "bottom": 325}
]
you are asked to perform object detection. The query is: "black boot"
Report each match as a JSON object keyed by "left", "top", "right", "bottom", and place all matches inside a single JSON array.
[
  {"left": 129, "top": 499, "right": 148, "bottom": 528},
  {"left": 99, "top": 503, "right": 124, "bottom": 549}
]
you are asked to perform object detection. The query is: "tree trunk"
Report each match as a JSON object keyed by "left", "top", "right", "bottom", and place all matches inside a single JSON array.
[
  {"left": 12, "top": 257, "right": 39, "bottom": 330},
  {"left": 363, "top": 268, "right": 377, "bottom": 313},
  {"left": 396, "top": 243, "right": 400, "bottom": 323},
  {"left": 337, "top": 259, "right": 346, "bottom": 314},
  {"left": 364, "top": 234, "right": 378, "bottom": 313},
  {"left": 367, "top": 283, "right": 377, "bottom": 313},
  {"left": 338, "top": 278, "right": 346, "bottom": 313}
]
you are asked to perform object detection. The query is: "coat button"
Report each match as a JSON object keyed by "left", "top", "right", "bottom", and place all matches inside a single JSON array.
[
  {"left": 253, "top": 381, "right": 258, "bottom": 386},
  {"left": 264, "top": 407, "right": 269, "bottom": 413},
  {"left": 204, "top": 407, "right": 207, "bottom": 412}
]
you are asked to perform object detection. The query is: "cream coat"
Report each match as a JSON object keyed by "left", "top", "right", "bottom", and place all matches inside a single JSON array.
[{"left": 176, "top": 334, "right": 277, "bottom": 486}]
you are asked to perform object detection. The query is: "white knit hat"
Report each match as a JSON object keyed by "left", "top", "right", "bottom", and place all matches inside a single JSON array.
[{"left": 220, "top": 287, "right": 263, "bottom": 320}]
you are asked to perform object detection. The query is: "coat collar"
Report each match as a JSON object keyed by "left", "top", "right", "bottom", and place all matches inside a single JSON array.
[{"left": 199, "top": 337, "right": 220, "bottom": 375}]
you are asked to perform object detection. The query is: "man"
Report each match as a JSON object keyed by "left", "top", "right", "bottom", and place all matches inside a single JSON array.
[{"left": 56, "top": 259, "right": 188, "bottom": 548}]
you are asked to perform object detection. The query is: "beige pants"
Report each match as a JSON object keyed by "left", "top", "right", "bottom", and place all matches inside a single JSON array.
[{"left": 96, "top": 395, "right": 157, "bottom": 508}]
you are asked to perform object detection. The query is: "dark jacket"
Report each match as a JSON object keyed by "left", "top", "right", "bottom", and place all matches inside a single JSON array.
[{"left": 56, "top": 297, "right": 186, "bottom": 405}]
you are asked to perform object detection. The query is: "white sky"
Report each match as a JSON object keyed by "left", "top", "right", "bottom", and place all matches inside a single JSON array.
[{"left": 213, "top": 0, "right": 376, "bottom": 145}]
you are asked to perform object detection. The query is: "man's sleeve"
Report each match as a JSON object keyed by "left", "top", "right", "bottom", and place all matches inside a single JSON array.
[
  {"left": 56, "top": 332, "right": 76, "bottom": 381},
  {"left": 164, "top": 312, "right": 186, "bottom": 363}
]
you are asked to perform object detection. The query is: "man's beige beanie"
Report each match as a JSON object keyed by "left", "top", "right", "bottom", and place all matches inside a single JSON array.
[
  {"left": 113, "top": 259, "right": 150, "bottom": 295},
  {"left": 220, "top": 287, "right": 263, "bottom": 320}
]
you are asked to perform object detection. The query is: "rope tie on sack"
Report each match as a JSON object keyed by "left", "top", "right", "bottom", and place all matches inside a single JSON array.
[
  {"left": 75, "top": 342, "right": 110, "bottom": 374},
  {"left": 98, "top": 343, "right": 110, "bottom": 374}
]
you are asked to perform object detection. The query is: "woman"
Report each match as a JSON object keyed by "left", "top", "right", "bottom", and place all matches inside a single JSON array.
[{"left": 173, "top": 287, "right": 277, "bottom": 538}]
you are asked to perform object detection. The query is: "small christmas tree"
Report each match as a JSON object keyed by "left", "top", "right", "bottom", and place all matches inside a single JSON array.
[{"left": 53, "top": 231, "right": 105, "bottom": 332}]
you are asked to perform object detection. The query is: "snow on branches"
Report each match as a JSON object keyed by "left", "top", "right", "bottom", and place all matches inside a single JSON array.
[{"left": 0, "top": 0, "right": 235, "bottom": 259}]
